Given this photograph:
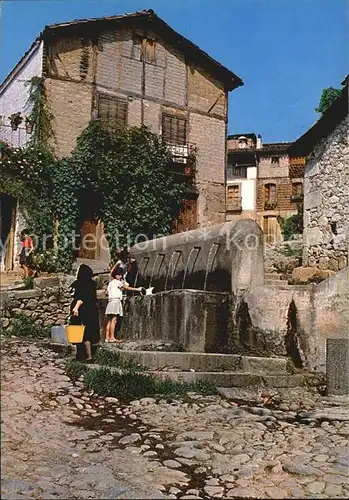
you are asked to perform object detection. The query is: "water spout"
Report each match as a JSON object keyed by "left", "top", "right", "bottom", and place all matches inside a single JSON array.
[
  {"left": 182, "top": 247, "right": 200, "bottom": 288},
  {"left": 203, "top": 243, "right": 220, "bottom": 291},
  {"left": 164, "top": 251, "right": 181, "bottom": 291},
  {"left": 149, "top": 254, "right": 164, "bottom": 289}
]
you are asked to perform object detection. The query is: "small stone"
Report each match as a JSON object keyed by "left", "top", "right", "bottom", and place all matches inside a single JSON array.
[
  {"left": 143, "top": 451, "right": 157, "bottom": 457},
  {"left": 324, "top": 484, "right": 343, "bottom": 497},
  {"left": 155, "top": 444, "right": 164, "bottom": 450},
  {"left": 174, "top": 447, "right": 196, "bottom": 459},
  {"left": 105, "top": 397, "right": 119, "bottom": 403},
  {"left": 118, "top": 433, "right": 141, "bottom": 445},
  {"left": 203, "top": 486, "right": 224, "bottom": 498},
  {"left": 306, "top": 481, "right": 325, "bottom": 494},
  {"left": 265, "top": 486, "right": 288, "bottom": 498},
  {"left": 163, "top": 459, "right": 182, "bottom": 469},
  {"left": 205, "top": 478, "right": 220, "bottom": 486}
]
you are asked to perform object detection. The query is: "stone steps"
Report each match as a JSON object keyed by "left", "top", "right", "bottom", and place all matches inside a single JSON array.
[
  {"left": 104, "top": 347, "right": 289, "bottom": 374},
  {"left": 85, "top": 363, "right": 305, "bottom": 389}
]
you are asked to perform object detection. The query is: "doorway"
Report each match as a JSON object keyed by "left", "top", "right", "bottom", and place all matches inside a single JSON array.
[{"left": 0, "top": 194, "right": 17, "bottom": 271}]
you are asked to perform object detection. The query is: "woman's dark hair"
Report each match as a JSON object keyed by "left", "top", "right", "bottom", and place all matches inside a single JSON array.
[
  {"left": 111, "top": 267, "right": 124, "bottom": 279},
  {"left": 76, "top": 264, "right": 93, "bottom": 281},
  {"left": 20, "top": 229, "right": 29, "bottom": 241}
]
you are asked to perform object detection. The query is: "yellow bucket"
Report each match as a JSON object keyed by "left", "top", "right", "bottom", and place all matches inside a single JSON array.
[{"left": 65, "top": 324, "right": 85, "bottom": 343}]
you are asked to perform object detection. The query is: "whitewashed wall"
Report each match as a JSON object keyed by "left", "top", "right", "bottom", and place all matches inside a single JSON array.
[{"left": 0, "top": 40, "right": 43, "bottom": 148}]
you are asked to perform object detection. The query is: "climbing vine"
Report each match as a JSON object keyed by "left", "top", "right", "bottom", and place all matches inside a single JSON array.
[
  {"left": 51, "top": 122, "right": 191, "bottom": 271},
  {"left": 25, "top": 76, "right": 54, "bottom": 150},
  {"left": 1, "top": 115, "right": 195, "bottom": 272}
]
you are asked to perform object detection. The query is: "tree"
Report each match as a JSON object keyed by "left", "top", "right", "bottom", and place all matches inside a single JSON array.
[
  {"left": 53, "top": 122, "right": 192, "bottom": 270},
  {"left": 315, "top": 87, "right": 341, "bottom": 114}
]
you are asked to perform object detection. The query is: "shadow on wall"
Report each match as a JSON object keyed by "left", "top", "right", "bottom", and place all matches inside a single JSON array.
[{"left": 285, "top": 300, "right": 303, "bottom": 368}]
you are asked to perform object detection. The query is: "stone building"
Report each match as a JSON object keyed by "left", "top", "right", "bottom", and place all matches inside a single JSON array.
[
  {"left": 0, "top": 9, "right": 242, "bottom": 269},
  {"left": 289, "top": 79, "right": 348, "bottom": 271},
  {"left": 226, "top": 133, "right": 304, "bottom": 243}
]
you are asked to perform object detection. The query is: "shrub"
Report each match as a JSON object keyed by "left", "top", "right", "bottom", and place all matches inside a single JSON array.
[
  {"left": 22, "top": 276, "right": 34, "bottom": 289},
  {"left": 66, "top": 360, "right": 87, "bottom": 381},
  {"left": 7, "top": 314, "right": 49, "bottom": 339},
  {"left": 29, "top": 250, "right": 58, "bottom": 273},
  {"left": 83, "top": 367, "right": 155, "bottom": 400},
  {"left": 94, "top": 348, "right": 144, "bottom": 372}
]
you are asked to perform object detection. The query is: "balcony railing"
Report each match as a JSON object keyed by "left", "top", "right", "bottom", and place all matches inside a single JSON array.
[
  {"left": 0, "top": 124, "right": 31, "bottom": 149},
  {"left": 164, "top": 140, "right": 197, "bottom": 165},
  {"left": 264, "top": 200, "right": 277, "bottom": 210},
  {"left": 227, "top": 197, "right": 242, "bottom": 211},
  {"left": 227, "top": 165, "right": 248, "bottom": 180}
]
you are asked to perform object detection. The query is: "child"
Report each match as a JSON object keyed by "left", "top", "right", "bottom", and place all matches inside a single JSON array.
[
  {"left": 105, "top": 267, "right": 143, "bottom": 343},
  {"left": 18, "top": 229, "right": 34, "bottom": 278}
]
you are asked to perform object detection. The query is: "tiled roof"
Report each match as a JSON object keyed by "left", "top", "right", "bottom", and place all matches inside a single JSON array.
[{"left": 1, "top": 9, "right": 243, "bottom": 92}]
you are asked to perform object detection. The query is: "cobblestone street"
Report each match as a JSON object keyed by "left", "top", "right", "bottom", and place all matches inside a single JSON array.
[{"left": 1, "top": 340, "right": 349, "bottom": 499}]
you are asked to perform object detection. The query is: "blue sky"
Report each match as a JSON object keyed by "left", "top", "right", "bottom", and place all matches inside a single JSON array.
[{"left": 1, "top": 0, "right": 347, "bottom": 142}]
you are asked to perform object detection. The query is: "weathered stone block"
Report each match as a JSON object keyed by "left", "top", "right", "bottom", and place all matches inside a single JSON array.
[{"left": 326, "top": 339, "right": 349, "bottom": 395}]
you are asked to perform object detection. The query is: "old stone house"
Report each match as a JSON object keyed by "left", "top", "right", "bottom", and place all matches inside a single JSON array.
[
  {"left": 226, "top": 133, "right": 304, "bottom": 243},
  {"left": 289, "top": 79, "right": 348, "bottom": 271},
  {"left": 0, "top": 9, "right": 242, "bottom": 270}
]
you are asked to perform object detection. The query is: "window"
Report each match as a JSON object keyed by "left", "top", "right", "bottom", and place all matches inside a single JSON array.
[
  {"left": 98, "top": 95, "right": 127, "bottom": 130},
  {"left": 271, "top": 156, "right": 279, "bottom": 165},
  {"left": 162, "top": 114, "right": 187, "bottom": 145},
  {"left": 292, "top": 182, "right": 303, "bottom": 196},
  {"left": 265, "top": 183, "right": 277, "bottom": 202},
  {"left": 227, "top": 164, "right": 248, "bottom": 179},
  {"left": 132, "top": 35, "right": 143, "bottom": 61},
  {"left": 227, "top": 185, "right": 242, "bottom": 210},
  {"left": 132, "top": 36, "right": 157, "bottom": 64}
]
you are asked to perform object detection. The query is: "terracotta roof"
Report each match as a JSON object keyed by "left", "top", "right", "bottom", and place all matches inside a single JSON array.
[
  {"left": 228, "top": 142, "right": 291, "bottom": 155},
  {"left": 289, "top": 82, "right": 348, "bottom": 156}
]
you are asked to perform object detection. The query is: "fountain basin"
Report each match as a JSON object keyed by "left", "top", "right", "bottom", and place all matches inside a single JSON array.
[{"left": 99, "top": 289, "right": 231, "bottom": 352}]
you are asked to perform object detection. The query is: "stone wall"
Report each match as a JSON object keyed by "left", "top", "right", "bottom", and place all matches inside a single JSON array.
[
  {"left": 243, "top": 266, "right": 349, "bottom": 372},
  {"left": 0, "top": 276, "right": 73, "bottom": 332},
  {"left": 303, "top": 116, "right": 349, "bottom": 270},
  {"left": 0, "top": 40, "right": 43, "bottom": 148}
]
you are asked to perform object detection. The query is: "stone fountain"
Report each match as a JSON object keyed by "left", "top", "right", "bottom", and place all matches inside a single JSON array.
[{"left": 110, "top": 219, "right": 264, "bottom": 352}]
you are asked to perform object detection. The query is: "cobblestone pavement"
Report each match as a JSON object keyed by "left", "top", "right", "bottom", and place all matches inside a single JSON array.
[{"left": 1, "top": 340, "right": 349, "bottom": 499}]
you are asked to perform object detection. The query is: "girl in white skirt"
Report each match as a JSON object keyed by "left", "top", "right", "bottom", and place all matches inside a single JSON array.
[{"left": 105, "top": 267, "right": 143, "bottom": 343}]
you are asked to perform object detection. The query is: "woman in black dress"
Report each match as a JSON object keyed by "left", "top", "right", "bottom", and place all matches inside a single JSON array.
[{"left": 70, "top": 264, "right": 100, "bottom": 362}]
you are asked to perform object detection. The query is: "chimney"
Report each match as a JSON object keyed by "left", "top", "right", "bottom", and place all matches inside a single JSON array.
[{"left": 256, "top": 134, "right": 262, "bottom": 149}]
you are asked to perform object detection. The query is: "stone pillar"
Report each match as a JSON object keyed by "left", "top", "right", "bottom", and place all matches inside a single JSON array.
[{"left": 326, "top": 338, "right": 349, "bottom": 395}]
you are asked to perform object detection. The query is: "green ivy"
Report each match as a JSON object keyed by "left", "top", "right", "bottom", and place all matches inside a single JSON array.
[
  {"left": 25, "top": 76, "right": 55, "bottom": 150},
  {"left": 1, "top": 117, "right": 194, "bottom": 272}
]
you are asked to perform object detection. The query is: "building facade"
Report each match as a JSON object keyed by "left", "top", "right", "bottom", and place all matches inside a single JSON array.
[
  {"left": 289, "top": 80, "right": 348, "bottom": 271},
  {"left": 0, "top": 9, "right": 242, "bottom": 270},
  {"left": 226, "top": 134, "right": 304, "bottom": 243}
]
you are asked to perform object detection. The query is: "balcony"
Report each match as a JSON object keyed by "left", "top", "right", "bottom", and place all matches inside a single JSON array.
[
  {"left": 165, "top": 141, "right": 197, "bottom": 165},
  {"left": 264, "top": 200, "right": 277, "bottom": 210},
  {"left": 165, "top": 141, "right": 197, "bottom": 179},
  {"left": 227, "top": 165, "right": 248, "bottom": 180},
  {"left": 227, "top": 197, "right": 242, "bottom": 211},
  {"left": 0, "top": 124, "right": 31, "bottom": 149}
]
